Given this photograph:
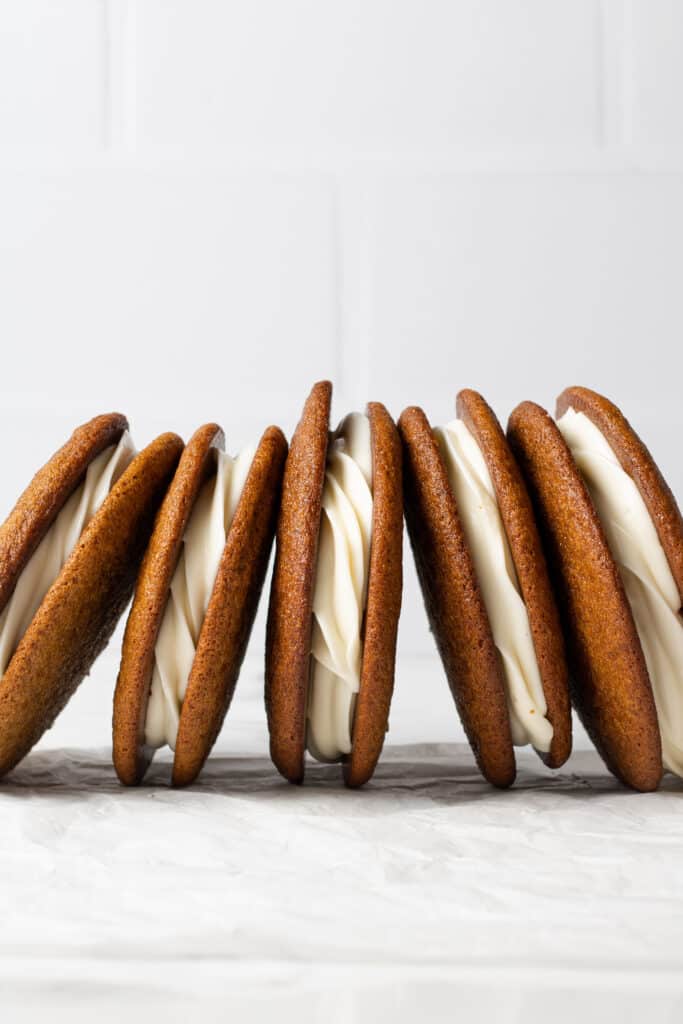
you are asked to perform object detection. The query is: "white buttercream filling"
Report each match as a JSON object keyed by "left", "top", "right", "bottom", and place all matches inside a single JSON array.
[
  {"left": 557, "top": 407, "right": 683, "bottom": 777},
  {"left": 144, "top": 445, "right": 255, "bottom": 751},
  {"left": 0, "top": 432, "right": 136, "bottom": 676},
  {"left": 435, "top": 419, "right": 553, "bottom": 752},
  {"left": 306, "top": 413, "right": 374, "bottom": 763}
]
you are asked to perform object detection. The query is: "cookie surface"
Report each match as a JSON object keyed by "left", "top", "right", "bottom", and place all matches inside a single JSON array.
[
  {"left": 0, "top": 431, "right": 183, "bottom": 778},
  {"left": 173, "top": 425, "right": 287, "bottom": 786},
  {"left": 0, "top": 413, "right": 128, "bottom": 614},
  {"left": 457, "top": 389, "right": 572, "bottom": 770},
  {"left": 399, "top": 405, "right": 516, "bottom": 788},
  {"left": 507, "top": 400, "right": 662, "bottom": 791},
  {"left": 113, "top": 423, "right": 223, "bottom": 785},
  {"left": 344, "top": 402, "right": 403, "bottom": 788},
  {"left": 266, "top": 381, "right": 331, "bottom": 783},
  {"left": 557, "top": 386, "right": 683, "bottom": 604}
]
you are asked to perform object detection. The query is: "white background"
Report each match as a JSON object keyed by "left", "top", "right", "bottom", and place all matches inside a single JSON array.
[
  {"left": 1, "top": 1, "right": 682, "bottom": 751},
  {"left": 3, "top": 6, "right": 683, "bottom": 1020}
]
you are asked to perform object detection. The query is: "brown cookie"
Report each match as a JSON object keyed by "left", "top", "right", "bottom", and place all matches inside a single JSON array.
[
  {"left": 113, "top": 423, "right": 224, "bottom": 785},
  {"left": 507, "top": 400, "right": 662, "bottom": 791},
  {"left": 265, "top": 381, "right": 331, "bottom": 783},
  {"left": 114, "top": 423, "right": 287, "bottom": 787},
  {"left": 398, "top": 404, "right": 515, "bottom": 787},
  {"left": 265, "top": 382, "right": 403, "bottom": 786},
  {"left": 0, "top": 413, "right": 128, "bottom": 611},
  {"left": 173, "top": 425, "right": 287, "bottom": 786},
  {"left": 556, "top": 386, "right": 683, "bottom": 605},
  {"left": 0, "top": 423, "right": 183, "bottom": 778},
  {"left": 457, "top": 390, "right": 572, "bottom": 770},
  {"left": 344, "top": 402, "right": 403, "bottom": 788}
]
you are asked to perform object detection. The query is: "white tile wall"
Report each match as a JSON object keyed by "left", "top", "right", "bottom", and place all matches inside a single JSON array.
[
  {"left": 366, "top": 174, "right": 683, "bottom": 415},
  {"left": 629, "top": 0, "right": 683, "bottom": 145},
  {"left": 134, "top": 0, "right": 601, "bottom": 152},
  {"left": 0, "top": 168, "right": 338, "bottom": 437},
  {"left": 0, "top": 2, "right": 681, "bottom": 747},
  {"left": 0, "top": 1, "right": 105, "bottom": 148}
]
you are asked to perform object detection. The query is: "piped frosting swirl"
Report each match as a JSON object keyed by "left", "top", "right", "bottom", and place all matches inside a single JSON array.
[
  {"left": 306, "top": 413, "right": 373, "bottom": 762},
  {"left": 144, "top": 444, "right": 255, "bottom": 751}
]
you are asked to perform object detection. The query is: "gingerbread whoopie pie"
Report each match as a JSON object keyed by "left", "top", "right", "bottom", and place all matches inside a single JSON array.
[
  {"left": 399, "top": 390, "right": 571, "bottom": 788},
  {"left": 0, "top": 414, "right": 182, "bottom": 778},
  {"left": 508, "top": 388, "right": 683, "bottom": 791},
  {"left": 113, "top": 421, "right": 287, "bottom": 787},
  {"left": 265, "top": 381, "right": 403, "bottom": 787}
]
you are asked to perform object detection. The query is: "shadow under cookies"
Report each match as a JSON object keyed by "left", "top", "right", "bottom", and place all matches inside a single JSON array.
[{"left": 2, "top": 742, "right": 679, "bottom": 805}]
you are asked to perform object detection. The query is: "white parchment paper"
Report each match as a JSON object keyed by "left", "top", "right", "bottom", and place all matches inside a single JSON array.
[{"left": 2, "top": 692, "right": 683, "bottom": 1023}]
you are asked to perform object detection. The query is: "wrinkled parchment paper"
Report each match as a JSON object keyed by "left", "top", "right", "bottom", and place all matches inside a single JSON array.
[{"left": 2, "top": 684, "right": 683, "bottom": 1024}]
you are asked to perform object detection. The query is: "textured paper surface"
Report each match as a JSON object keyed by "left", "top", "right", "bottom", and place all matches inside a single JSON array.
[{"left": 2, "top": 697, "right": 683, "bottom": 1023}]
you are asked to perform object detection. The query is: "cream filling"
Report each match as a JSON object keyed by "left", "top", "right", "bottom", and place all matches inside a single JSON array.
[
  {"left": 435, "top": 419, "right": 553, "bottom": 752},
  {"left": 557, "top": 407, "right": 683, "bottom": 777},
  {"left": 0, "top": 432, "right": 136, "bottom": 676},
  {"left": 144, "top": 445, "right": 255, "bottom": 751},
  {"left": 306, "top": 413, "right": 373, "bottom": 763}
]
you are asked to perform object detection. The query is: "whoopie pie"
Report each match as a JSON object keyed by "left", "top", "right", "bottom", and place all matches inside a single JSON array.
[
  {"left": 265, "top": 381, "right": 403, "bottom": 786},
  {"left": 399, "top": 389, "right": 571, "bottom": 787},
  {"left": 508, "top": 386, "right": 683, "bottom": 791},
  {"left": 114, "top": 421, "right": 287, "bottom": 786},
  {"left": 0, "top": 414, "right": 182, "bottom": 777}
]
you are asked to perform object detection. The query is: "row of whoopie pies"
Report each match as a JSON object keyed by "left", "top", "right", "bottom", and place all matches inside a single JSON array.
[{"left": 0, "top": 383, "right": 680, "bottom": 792}]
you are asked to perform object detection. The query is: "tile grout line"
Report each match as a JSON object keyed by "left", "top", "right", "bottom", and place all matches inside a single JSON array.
[
  {"left": 101, "top": 0, "right": 110, "bottom": 150},
  {"left": 103, "top": 0, "right": 137, "bottom": 154},
  {"left": 597, "top": 0, "right": 607, "bottom": 146},
  {"left": 598, "top": 0, "right": 625, "bottom": 148},
  {"left": 620, "top": 0, "right": 635, "bottom": 148},
  {"left": 330, "top": 176, "right": 346, "bottom": 392},
  {"left": 358, "top": 180, "right": 374, "bottom": 407},
  {"left": 336, "top": 174, "right": 374, "bottom": 408}
]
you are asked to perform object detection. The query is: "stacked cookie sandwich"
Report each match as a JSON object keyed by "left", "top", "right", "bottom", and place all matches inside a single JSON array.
[
  {"left": 114, "top": 421, "right": 287, "bottom": 786},
  {"left": 266, "top": 381, "right": 404, "bottom": 786},
  {"left": 509, "top": 387, "right": 683, "bottom": 791},
  {"left": 400, "top": 390, "right": 572, "bottom": 787},
  {"left": 0, "top": 414, "right": 182, "bottom": 777},
  {"left": 0, "top": 384, "right": 679, "bottom": 793}
]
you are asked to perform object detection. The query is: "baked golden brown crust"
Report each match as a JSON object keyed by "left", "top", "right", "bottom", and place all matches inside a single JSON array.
[
  {"left": 265, "top": 381, "right": 331, "bottom": 783},
  {"left": 457, "top": 389, "right": 572, "bottom": 769},
  {"left": 0, "top": 413, "right": 128, "bottom": 615},
  {"left": 344, "top": 403, "right": 403, "bottom": 788},
  {"left": 398, "top": 405, "right": 515, "bottom": 788},
  {"left": 557, "top": 386, "right": 683, "bottom": 607},
  {"left": 173, "top": 425, "right": 287, "bottom": 786},
  {"left": 0, "top": 431, "right": 183, "bottom": 778},
  {"left": 113, "top": 424, "right": 223, "bottom": 785},
  {"left": 507, "top": 401, "right": 662, "bottom": 791}
]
